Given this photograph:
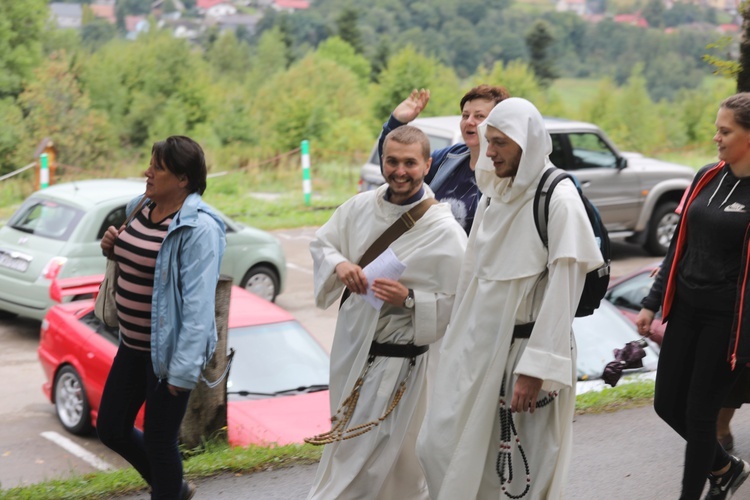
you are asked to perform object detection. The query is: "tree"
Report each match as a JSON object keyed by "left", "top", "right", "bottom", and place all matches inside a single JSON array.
[
  {"left": 253, "top": 53, "right": 373, "bottom": 156},
  {"left": 0, "top": 98, "right": 27, "bottom": 174},
  {"left": 276, "top": 13, "right": 295, "bottom": 67},
  {"left": 642, "top": 0, "right": 665, "bottom": 29},
  {"left": 82, "top": 30, "right": 212, "bottom": 147},
  {"left": 17, "top": 53, "right": 116, "bottom": 172},
  {"left": 738, "top": 1, "right": 750, "bottom": 91},
  {"left": 316, "top": 36, "right": 371, "bottom": 86},
  {"left": 372, "top": 45, "right": 461, "bottom": 121},
  {"left": 525, "top": 20, "right": 558, "bottom": 89},
  {"left": 370, "top": 38, "right": 390, "bottom": 82},
  {"left": 336, "top": 7, "right": 364, "bottom": 55},
  {"left": 246, "top": 27, "right": 289, "bottom": 90},
  {"left": 205, "top": 31, "right": 252, "bottom": 82},
  {"left": 81, "top": 19, "right": 118, "bottom": 51},
  {"left": 0, "top": 0, "right": 46, "bottom": 98}
]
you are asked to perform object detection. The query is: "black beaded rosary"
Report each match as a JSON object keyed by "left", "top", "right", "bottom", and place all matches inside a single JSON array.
[{"left": 495, "top": 372, "right": 559, "bottom": 499}]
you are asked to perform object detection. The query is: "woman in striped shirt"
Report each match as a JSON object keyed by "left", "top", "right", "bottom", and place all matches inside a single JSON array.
[{"left": 97, "top": 136, "right": 226, "bottom": 500}]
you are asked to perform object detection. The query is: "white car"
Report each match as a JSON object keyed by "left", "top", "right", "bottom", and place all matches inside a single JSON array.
[
  {"left": 362, "top": 116, "right": 696, "bottom": 255},
  {"left": 0, "top": 179, "right": 286, "bottom": 320}
]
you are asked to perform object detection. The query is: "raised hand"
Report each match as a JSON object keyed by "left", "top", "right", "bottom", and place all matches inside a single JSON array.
[{"left": 392, "top": 88, "right": 431, "bottom": 124}]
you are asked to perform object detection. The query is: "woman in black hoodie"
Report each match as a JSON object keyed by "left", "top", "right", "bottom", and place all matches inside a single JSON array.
[{"left": 636, "top": 93, "right": 750, "bottom": 500}]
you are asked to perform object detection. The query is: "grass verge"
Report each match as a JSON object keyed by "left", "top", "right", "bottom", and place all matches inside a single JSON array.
[
  {"left": 0, "top": 381, "right": 654, "bottom": 499},
  {"left": 0, "top": 443, "right": 322, "bottom": 499}
]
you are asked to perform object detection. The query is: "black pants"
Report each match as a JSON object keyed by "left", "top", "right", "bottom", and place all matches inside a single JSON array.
[
  {"left": 97, "top": 343, "right": 191, "bottom": 500},
  {"left": 654, "top": 297, "right": 745, "bottom": 500}
]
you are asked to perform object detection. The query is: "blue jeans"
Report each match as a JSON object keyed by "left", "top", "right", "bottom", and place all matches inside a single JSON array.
[
  {"left": 97, "top": 343, "right": 191, "bottom": 499},
  {"left": 654, "top": 297, "right": 746, "bottom": 500}
]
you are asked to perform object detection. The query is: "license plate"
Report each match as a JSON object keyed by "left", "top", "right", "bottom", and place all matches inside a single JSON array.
[{"left": 0, "top": 249, "right": 31, "bottom": 273}]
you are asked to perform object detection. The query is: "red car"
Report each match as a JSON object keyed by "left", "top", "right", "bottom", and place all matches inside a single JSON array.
[
  {"left": 38, "top": 277, "right": 331, "bottom": 447},
  {"left": 605, "top": 262, "right": 665, "bottom": 345}
]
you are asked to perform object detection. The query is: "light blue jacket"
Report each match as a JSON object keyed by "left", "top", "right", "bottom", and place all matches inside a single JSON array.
[{"left": 125, "top": 192, "right": 226, "bottom": 389}]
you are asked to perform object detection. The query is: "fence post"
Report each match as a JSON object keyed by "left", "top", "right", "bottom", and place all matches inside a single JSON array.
[
  {"left": 39, "top": 153, "right": 50, "bottom": 189},
  {"left": 301, "top": 140, "right": 311, "bottom": 206}
]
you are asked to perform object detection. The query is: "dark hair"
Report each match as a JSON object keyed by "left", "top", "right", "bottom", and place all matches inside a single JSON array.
[
  {"left": 459, "top": 85, "right": 511, "bottom": 112},
  {"left": 151, "top": 136, "right": 207, "bottom": 195},
  {"left": 384, "top": 126, "right": 431, "bottom": 161},
  {"left": 721, "top": 93, "right": 750, "bottom": 130}
]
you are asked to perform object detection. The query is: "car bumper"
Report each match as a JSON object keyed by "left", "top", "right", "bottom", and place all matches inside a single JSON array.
[{"left": 0, "top": 275, "right": 52, "bottom": 320}]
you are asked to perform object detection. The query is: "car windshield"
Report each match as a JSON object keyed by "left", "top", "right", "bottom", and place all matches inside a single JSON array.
[
  {"left": 227, "top": 320, "right": 329, "bottom": 396},
  {"left": 8, "top": 199, "right": 84, "bottom": 241},
  {"left": 574, "top": 302, "right": 658, "bottom": 380},
  {"left": 606, "top": 270, "right": 662, "bottom": 319}
]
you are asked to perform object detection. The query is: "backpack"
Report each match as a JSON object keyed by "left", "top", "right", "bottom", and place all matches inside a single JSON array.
[{"left": 533, "top": 167, "right": 611, "bottom": 317}]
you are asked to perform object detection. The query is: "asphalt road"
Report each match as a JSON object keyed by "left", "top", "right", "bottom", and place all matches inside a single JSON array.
[
  {"left": 116, "top": 404, "right": 750, "bottom": 499},
  {"left": 0, "top": 229, "right": 663, "bottom": 494}
]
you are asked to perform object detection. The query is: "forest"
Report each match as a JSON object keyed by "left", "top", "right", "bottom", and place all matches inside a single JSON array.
[{"left": 0, "top": 0, "right": 740, "bottom": 177}]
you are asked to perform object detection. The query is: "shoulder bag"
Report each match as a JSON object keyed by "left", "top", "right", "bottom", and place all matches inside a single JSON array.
[{"left": 94, "top": 197, "right": 148, "bottom": 328}]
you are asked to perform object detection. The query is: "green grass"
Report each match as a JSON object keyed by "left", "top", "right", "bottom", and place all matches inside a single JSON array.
[
  {"left": 550, "top": 78, "right": 603, "bottom": 115},
  {"left": 575, "top": 379, "right": 655, "bottom": 414},
  {"left": 202, "top": 161, "right": 358, "bottom": 230},
  {"left": 0, "top": 443, "right": 322, "bottom": 499},
  {"left": 0, "top": 383, "right": 653, "bottom": 498}
]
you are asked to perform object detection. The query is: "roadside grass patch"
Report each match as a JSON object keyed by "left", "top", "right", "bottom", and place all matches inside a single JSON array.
[
  {"left": 575, "top": 379, "right": 655, "bottom": 415},
  {"left": 203, "top": 161, "right": 357, "bottom": 230},
  {"left": 0, "top": 443, "right": 322, "bottom": 499}
]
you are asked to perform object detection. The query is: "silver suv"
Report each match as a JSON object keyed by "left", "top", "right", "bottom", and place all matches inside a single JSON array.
[{"left": 360, "top": 115, "right": 696, "bottom": 255}]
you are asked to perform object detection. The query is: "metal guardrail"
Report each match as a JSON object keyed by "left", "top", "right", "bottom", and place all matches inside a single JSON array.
[{"left": 0, "top": 162, "right": 36, "bottom": 183}]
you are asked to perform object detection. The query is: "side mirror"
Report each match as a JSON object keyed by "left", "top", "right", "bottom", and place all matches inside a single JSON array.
[{"left": 616, "top": 156, "right": 628, "bottom": 170}]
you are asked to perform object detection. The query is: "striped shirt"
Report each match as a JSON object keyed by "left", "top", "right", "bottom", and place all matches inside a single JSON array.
[{"left": 114, "top": 203, "right": 175, "bottom": 352}]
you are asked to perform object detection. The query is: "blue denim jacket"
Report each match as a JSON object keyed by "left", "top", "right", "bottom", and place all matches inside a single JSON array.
[{"left": 125, "top": 192, "right": 226, "bottom": 389}]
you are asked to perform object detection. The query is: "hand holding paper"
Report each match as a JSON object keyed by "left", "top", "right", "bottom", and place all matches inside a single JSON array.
[{"left": 362, "top": 248, "right": 406, "bottom": 310}]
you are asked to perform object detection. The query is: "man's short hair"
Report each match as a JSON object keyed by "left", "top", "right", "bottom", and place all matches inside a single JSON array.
[
  {"left": 460, "top": 85, "right": 511, "bottom": 111},
  {"left": 384, "top": 126, "right": 431, "bottom": 161}
]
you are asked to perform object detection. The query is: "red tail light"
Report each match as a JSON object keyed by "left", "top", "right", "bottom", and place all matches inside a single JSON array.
[{"left": 42, "top": 257, "right": 68, "bottom": 280}]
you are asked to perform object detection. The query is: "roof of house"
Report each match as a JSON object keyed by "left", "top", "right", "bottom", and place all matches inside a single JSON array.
[
  {"left": 613, "top": 13, "right": 649, "bottom": 28},
  {"left": 274, "top": 0, "right": 310, "bottom": 9},
  {"left": 197, "top": 0, "right": 227, "bottom": 8},
  {"left": 89, "top": 4, "right": 116, "bottom": 23},
  {"left": 49, "top": 3, "right": 83, "bottom": 19}
]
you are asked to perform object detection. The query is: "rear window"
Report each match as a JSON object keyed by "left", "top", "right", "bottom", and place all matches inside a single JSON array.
[{"left": 9, "top": 199, "right": 84, "bottom": 241}]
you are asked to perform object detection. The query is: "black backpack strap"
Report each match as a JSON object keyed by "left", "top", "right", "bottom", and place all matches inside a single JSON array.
[{"left": 534, "top": 167, "right": 573, "bottom": 247}]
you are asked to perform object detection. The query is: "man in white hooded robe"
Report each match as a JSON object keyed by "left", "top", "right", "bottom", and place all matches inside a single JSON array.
[
  {"left": 416, "top": 98, "right": 603, "bottom": 500},
  {"left": 307, "top": 126, "right": 467, "bottom": 500}
]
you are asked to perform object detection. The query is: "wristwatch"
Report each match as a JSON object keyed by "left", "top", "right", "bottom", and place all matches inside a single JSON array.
[{"left": 403, "top": 289, "right": 415, "bottom": 309}]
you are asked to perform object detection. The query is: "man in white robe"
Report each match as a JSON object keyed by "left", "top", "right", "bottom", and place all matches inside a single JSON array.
[
  {"left": 307, "top": 126, "right": 467, "bottom": 500},
  {"left": 416, "top": 98, "right": 603, "bottom": 500}
]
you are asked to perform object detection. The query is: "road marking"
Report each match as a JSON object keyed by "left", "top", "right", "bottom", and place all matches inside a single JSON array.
[
  {"left": 287, "top": 262, "right": 313, "bottom": 274},
  {"left": 41, "top": 431, "right": 115, "bottom": 471}
]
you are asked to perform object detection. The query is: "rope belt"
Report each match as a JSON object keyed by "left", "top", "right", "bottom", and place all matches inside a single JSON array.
[
  {"left": 369, "top": 341, "right": 428, "bottom": 358},
  {"left": 512, "top": 322, "right": 535, "bottom": 339}
]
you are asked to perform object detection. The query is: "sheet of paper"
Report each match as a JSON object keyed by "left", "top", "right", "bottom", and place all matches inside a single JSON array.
[{"left": 362, "top": 248, "right": 406, "bottom": 311}]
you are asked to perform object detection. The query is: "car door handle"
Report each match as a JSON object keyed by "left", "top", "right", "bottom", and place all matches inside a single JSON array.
[{"left": 580, "top": 181, "right": 591, "bottom": 188}]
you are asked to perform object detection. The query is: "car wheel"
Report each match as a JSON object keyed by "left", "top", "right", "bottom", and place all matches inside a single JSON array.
[
  {"left": 240, "top": 265, "right": 280, "bottom": 302},
  {"left": 54, "top": 366, "right": 92, "bottom": 435},
  {"left": 645, "top": 201, "right": 679, "bottom": 256}
]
